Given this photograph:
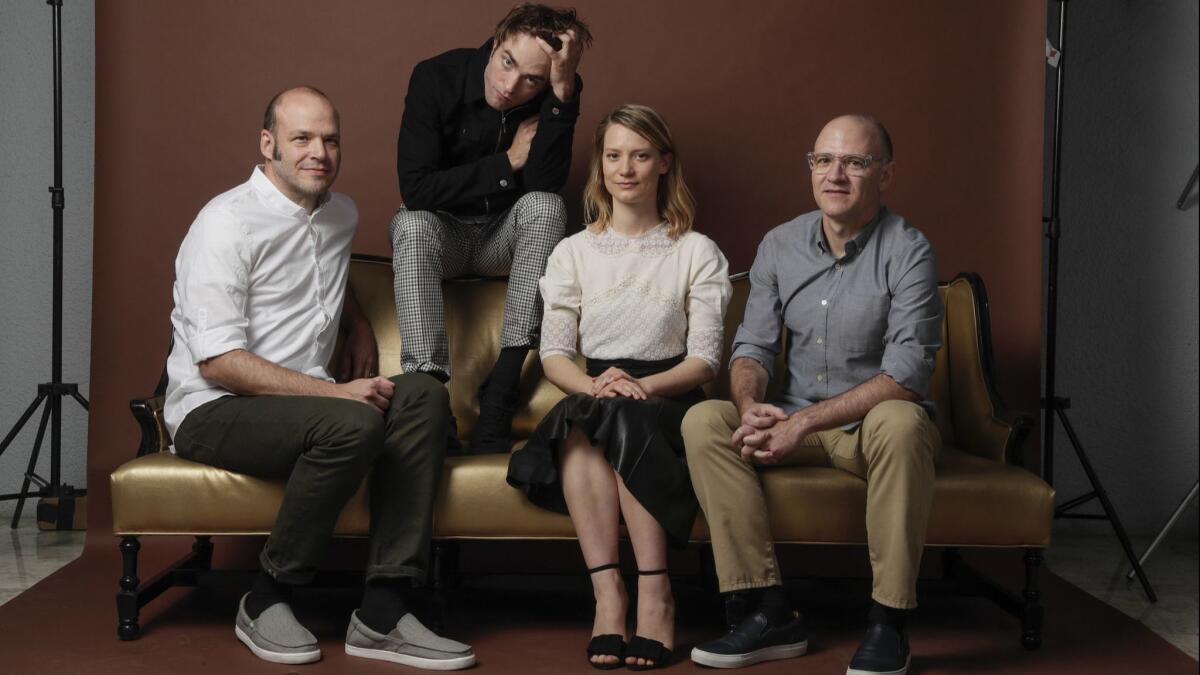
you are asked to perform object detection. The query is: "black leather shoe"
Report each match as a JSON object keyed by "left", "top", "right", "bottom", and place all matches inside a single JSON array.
[
  {"left": 690, "top": 609, "right": 808, "bottom": 669},
  {"left": 846, "top": 623, "right": 910, "bottom": 675}
]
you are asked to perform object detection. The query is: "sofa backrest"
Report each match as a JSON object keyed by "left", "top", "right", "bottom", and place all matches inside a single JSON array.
[{"left": 349, "top": 258, "right": 1014, "bottom": 461}]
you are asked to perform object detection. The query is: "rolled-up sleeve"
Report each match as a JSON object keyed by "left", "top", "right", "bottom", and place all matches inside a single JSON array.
[
  {"left": 730, "top": 233, "right": 784, "bottom": 379},
  {"left": 538, "top": 240, "right": 581, "bottom": 361},
  {"left": 685, "top": 237, "right": 733, "bottom": 374},
  {"left": 880, "top": 236, "right": 942, "bottom": 397},
  {"left": 174, "top": 209, "right": 251, "bottom": 364}
]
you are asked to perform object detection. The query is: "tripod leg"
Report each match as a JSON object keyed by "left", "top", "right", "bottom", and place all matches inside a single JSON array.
[
  {"left": 1056, "top": 408, "right": 1157, "bottom": 602},
  {"left": 11, "top": 403, "right": 53, "bottom": 529},
  {"left": 1126, "top": 481, "right": 1198, "bottom": 580},
  {"left": 69, "top": 390, "right": 89, "bottom": 411},
  {"left": 0, "top": 393, "right": 47, "bottom": 460}
]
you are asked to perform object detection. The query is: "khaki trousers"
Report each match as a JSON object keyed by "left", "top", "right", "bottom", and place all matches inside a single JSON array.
[{"left": 682, "top": 399, "right": 940, "bottom": 609}]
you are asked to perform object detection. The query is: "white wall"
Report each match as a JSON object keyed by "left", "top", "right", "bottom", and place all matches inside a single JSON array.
[
  {"left": 1049, "top": 0, "right": 1199, "bottom": 537},
  {"left": 0, "top": 0, "right": 94, "bottom": 517}
]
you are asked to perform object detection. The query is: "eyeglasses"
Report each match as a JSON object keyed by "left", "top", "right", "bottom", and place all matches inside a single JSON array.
[{"left": 806, "top": 152, "right": 890, "bottom": 177}]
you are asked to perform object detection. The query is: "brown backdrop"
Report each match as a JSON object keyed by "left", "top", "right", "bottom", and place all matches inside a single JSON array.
[{"left": 89, "top": 0, "right": 1046, "bottom": 531}]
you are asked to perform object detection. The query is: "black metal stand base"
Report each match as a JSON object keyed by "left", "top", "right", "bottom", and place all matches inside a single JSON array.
[
  {"left": 0, "top": 382, "right": 89, "bottom": 529},
  {"left": 2, "top": 0, "right": 90, "bottom": 531},
  {"left": 1046, "top": 397, "right": 1156, "bottom": 602}
]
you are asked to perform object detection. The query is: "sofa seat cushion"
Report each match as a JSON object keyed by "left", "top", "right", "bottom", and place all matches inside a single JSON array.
[
  {"left": 757, "top": 447, "right": 1053, "bottom": 547},
  {"left": 110, "top": 452, "right": 372, "bottom": 536},
  {"left": 112, "top": 447, "right": 1051, "bottom": 547}
]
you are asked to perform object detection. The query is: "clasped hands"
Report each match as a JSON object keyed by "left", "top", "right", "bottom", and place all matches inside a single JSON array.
[
  {"left": 733, "top": 403, "right": 805, "bottom": 465},
  {"left": 589, "top": 367, "right": 650, "bottom": 400}
]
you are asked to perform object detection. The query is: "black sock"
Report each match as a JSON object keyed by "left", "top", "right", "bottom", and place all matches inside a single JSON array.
[
  {"left": 756, "top": 586, "right": 793, "bottom": 625},
  {"left": 868, "top": 601, "right": 908, "bottom": 631},
  {"left": 244, "top": 571, "right": 294, "bottom": 620},
  {"left": 359, "top": 579, "right": 410, "bottom": 634},
  {"left": 481, "top": 347, "right": 529, "bottom": 403},
  {"left": 469, "top": 347, "right": 529, "bottom": 451}
]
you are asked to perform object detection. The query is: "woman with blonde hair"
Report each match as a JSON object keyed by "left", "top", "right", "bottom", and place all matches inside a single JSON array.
[{"left": 508, "top": 104, "right": 732, "bottom": 669}]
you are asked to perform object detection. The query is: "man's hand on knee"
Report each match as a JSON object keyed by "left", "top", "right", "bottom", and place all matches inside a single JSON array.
[{"left": 337, "top": 376, "right": 395, "bottom": 414}]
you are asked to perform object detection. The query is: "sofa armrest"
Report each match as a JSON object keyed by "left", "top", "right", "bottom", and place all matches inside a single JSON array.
[
  {"left": 944, "top": 274, "right": 1035, "bottom": 465},
  {"left": 129, "top": 395, "right": 169, "bottom": 457}
]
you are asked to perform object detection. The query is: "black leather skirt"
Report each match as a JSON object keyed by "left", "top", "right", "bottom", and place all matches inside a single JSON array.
[{"left": 506, "top": 355, "right": 704, "bottom": 548}]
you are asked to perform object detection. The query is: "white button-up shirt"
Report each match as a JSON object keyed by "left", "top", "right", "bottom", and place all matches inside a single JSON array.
[{"left": 163, "top": 167, "right": 358, "bottom": 443}]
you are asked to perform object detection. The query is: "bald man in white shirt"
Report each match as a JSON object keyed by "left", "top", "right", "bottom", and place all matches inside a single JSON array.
[{"left": 164, "top": 86, "right": 474, "bottom": 670}]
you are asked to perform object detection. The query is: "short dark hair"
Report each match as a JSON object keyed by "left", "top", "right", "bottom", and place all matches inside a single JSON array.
[
  {"left": 262, "top": 85, "right": 333, "bottom": 133},
  {"left": 493, "top": 3, "right": 593, "bottom": 51}
]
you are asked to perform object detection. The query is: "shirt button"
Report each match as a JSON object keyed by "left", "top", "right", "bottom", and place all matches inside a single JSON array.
[
  {"left": 499, "top": 179, "right": 509, "bottom": 188},
  {"left": 817, "top": 374, "right": 824, "bottom": 382},
  {"left": 816, "top": 337, "right": 824, "bottom": 345},
  {"left": 552, "top": 107, "right": 561, "bottom": 115},
  {"left": 820, "top": 299, "right": 828, "bottom": 307}
]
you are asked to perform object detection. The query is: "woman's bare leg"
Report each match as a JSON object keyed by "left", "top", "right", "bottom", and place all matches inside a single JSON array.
[
  {"left": 561, "top": 425, "right": 627, "bottom": 666},
  {"left": 617, "top": 474, "right": 674, "bottom": 667}
]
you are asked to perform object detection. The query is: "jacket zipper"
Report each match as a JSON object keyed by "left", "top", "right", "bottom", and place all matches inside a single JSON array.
[{"left": 485, "top": 104, "right": 529, "bottom": 214}]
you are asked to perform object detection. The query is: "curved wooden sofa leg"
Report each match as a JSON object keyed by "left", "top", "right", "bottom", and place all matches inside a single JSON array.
[
  {"left": 117, "top": 537, "right": 141, "bottom": 640},
  {"left": 1021, "top": 548, "right": 1044, "bottom": 650}
]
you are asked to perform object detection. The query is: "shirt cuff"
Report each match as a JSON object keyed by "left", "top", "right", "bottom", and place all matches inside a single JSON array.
[
  {"left": 729, "top": 344, "right": 776, "bottom": 380},
  {"left": 880, "top": 346, "right": 933, "bottom": 398},
  {"left": 542, "top": 76, "right": 582, "bottom": 119},
  {"left": 185, "top": 326, "right": 246, "bottom": 365},
  {"left": 539, "top": 347, "right": 577, "bottom": 361}
]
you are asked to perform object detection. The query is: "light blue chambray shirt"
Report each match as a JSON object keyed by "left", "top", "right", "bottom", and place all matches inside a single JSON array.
[{"left": 730, "top": 207, "right": 942, "bottom": 430}]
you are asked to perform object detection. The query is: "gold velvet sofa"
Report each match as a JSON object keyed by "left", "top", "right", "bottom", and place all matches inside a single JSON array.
[{"left": 111, "top": 256, "right": 1054, "bottom": 648}]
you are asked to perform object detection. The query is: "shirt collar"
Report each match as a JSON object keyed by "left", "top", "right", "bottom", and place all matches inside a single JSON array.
[
  {"left": 813, "top": 206, "right": 887, "bottom": 260},
  {"left": 465, "top": 39, "right": 492, "bottom": 104},
  {"left": 250, "top": 165, "right": 329, "bottom": 217}
]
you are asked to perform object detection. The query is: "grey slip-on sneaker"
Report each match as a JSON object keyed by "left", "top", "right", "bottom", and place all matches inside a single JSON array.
[
  {"left": 345, "top": 610, "right": 476, "bottom": 670},
  {"left": 234, "top": 593, "right": 321, "bottom": 664}
]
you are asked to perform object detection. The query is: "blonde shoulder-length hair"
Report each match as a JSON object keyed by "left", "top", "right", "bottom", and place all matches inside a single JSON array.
[{"left": 582, "top": 104, "right": 696, "bottom": 238}]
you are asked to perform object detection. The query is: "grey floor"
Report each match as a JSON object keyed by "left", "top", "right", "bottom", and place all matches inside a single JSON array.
[{"left": 0, "top": 518, "right": 1196, "bottom": 659}]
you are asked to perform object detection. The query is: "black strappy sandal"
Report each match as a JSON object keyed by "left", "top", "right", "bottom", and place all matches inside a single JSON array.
[
  {"left": 586, "top": 563, "right": 626, "bottom": 670},
  {"left": 627, "top": 569, "right": 674, "bottom": 671}
]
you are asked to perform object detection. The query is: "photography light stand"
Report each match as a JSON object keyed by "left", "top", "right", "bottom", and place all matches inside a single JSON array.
[
  {"left": 1041, "top": 0, "right": 1155, "bottom": 601},
  {"left": 1120, "top": 167, "right": 1200, "bottom": 579},
  {"left": 0, "top": 0, "right": 89, "bottom": 530}
]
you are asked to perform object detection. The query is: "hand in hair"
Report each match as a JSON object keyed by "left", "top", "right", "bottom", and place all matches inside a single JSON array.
[{"left": 535, "top": 28, "right": 583, "bottom": 102}]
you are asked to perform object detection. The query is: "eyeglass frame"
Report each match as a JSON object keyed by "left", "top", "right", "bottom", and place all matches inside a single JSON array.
[{"left": 805, "top": 151, "right": 892, "bottom": 176}]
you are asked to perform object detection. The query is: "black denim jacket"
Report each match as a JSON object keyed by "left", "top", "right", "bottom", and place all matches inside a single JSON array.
[{"left": 396, "top": 39, "right": 583, "bottom": 217}]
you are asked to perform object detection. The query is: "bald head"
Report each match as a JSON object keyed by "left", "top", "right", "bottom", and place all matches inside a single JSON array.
[
  {"left": 817, "top": 115, "right": 892, "bottom": 161},
  {"left": 263, "top": 86, "right": 339, "bottom": 134}
]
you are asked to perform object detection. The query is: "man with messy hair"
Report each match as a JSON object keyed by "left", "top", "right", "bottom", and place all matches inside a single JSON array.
[{"left": 391, "top": 4, "right": 592, "bottom": 454}]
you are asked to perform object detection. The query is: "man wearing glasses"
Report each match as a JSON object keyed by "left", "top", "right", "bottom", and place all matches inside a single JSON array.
[{"left": 683, "top": 115, "right": 943, "bottom": 675}]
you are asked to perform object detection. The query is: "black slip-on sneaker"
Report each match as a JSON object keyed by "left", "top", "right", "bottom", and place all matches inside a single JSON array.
[
  {"left": 846, "top": 623, "right": 910, "bottom": 675},
  {"left": 690, "top": 609, "right": 808, "bottom": 669}
]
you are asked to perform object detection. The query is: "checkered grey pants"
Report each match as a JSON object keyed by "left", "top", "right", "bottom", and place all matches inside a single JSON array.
[{"left": 389, "top": 191, "right": 566, "bottom": 379}]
